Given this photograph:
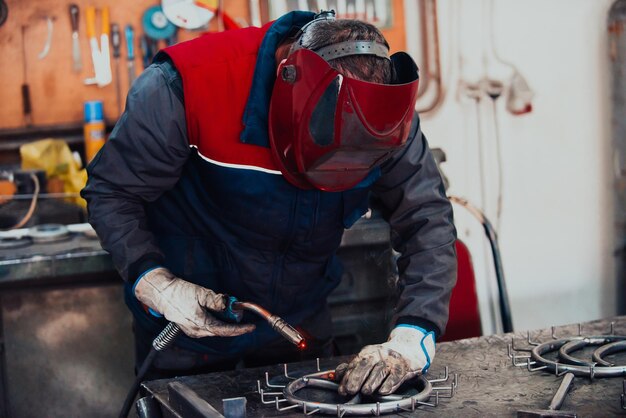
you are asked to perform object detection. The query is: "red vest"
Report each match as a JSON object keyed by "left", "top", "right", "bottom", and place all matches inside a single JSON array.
[{"left": 163, "top": 25, "right": 279, "bottom": 172}]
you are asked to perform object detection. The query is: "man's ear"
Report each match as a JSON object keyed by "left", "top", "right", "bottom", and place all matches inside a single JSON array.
[{"left": 275, "top": 40, "right": 295, "bottom": 65}]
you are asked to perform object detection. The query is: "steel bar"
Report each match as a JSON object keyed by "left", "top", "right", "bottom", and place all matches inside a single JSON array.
[
  {"left": 529, "top": 338, "right": 626, "bottom": 378},
  {"left": 167, "top": 381, "right": 225, "bottom": 418},
  {"left": 592, "top": 341, "right": 626, "bottom": 367},
  {"left": 282, "top": 371, "right": 432, "bottom": 416},
  {"left": 559, "top": 336, "right": 626, "bottom": 367}
]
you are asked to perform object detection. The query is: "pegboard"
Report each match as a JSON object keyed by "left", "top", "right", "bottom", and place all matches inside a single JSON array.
[{"left": 0, "top": 0, "right": 405, "bottom": 131}]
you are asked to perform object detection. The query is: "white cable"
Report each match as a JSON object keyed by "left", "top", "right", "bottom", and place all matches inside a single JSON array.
[
  {"left": 474, "top": 98, "right": 500, "bottom": 333},
  {"left": 488, "top": 0, "right": 518, "bottom": 72},
  {"left": 491, "top": 98, "right": 504, "bottom": 233}
]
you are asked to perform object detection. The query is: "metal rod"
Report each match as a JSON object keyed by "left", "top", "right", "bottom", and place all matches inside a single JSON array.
[
  {"left": 265, "top": 372, "right": 285, "bottom": 388},
  {"left": 549, "top": 372, "right": 575, "bottom": 411},
  {"left": 427, "top": 366, "right": 449, "bottom": 383},
  {"left": 527, "top": 331, "right": 539, "bottom": 346},
  {"left": 284, "top": 363, "right": 296, "bottom": 380},
  {"left": 1, "top": 192, "right": 81, "bottom": 200}
]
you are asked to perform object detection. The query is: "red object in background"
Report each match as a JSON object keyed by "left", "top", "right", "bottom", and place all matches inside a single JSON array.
[
  {"left": 439, "top": 240, "right": 482, "bottom": 342},
  {"left": 221, "top": 11, "right": 241, "bottom": 30}
]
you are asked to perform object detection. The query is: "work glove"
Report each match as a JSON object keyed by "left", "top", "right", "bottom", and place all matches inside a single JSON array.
[
  {"left": 335, "top": 325, "right": 435, "bottom": 396},
  {"left": 134, "top": 267, "right": 256, "bottom": 338}
]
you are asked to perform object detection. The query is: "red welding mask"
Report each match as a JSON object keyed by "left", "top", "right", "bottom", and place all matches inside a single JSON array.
[{"left": 268, "top": 47, "right": 420, "bottom": 192}]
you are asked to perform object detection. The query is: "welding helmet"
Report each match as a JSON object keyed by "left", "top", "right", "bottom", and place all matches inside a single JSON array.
[{"left": 268, "top": 12, "right": 420, "bottom": 192}]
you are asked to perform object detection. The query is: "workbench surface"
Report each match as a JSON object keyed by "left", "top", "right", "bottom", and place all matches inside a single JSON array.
[{"left": 142, "top": 316, "right": 626, "bottom": 417}]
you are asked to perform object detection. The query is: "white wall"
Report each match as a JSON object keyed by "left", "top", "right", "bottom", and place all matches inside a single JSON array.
[{"left": 404, "top": 0, "right": 618, "bottom": 334}]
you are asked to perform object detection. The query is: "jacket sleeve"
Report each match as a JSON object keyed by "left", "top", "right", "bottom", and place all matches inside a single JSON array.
[
  {"left": 371, "top": 114, "right": 458, "bottom": 338},
  {"left": 81, "top": 57, "right": 189, "bottom": 282}
]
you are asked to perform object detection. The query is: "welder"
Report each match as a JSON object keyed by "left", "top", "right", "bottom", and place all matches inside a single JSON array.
[{"left": 81, "top": 10, "right": 457, "bottom": 396}]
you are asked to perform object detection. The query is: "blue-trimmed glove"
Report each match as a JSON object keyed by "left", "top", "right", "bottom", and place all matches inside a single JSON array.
[
  {"left": 134, "top": 267, "right": 255, "bottom": 338},
  {"left": 336, "top": 325, "right": 435, "bottom": 396}
]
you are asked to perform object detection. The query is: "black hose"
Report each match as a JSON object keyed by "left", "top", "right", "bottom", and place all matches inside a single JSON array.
[
  {"left": 449, "top": 196, "right": 514, "bottom": 333},
  {"left": 119, "top": 347, "right": 159, "bottom": 418},
  {"left": 481, "top": 212, "right": 513, "bottom": 333},
  {"left": 119, "top": 322, "right": 181, "bottom": 418}
]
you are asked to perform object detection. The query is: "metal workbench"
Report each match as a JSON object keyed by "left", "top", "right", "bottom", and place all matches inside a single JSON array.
[
  {"left": 0, "top": 218, "right": 396, "bottom": 418},
  {"left": 141, "top": 316, "right": 626, "bottom": 417}
]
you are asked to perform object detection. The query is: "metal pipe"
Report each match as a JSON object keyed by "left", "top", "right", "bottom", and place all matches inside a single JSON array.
[{"left": 415, "top": 0, "right": 444, "bottom": 114}]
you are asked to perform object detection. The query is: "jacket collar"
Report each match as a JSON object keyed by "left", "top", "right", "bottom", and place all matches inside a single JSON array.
[{"left": 240, "top": 11, "right": 315, "bottom": 147}]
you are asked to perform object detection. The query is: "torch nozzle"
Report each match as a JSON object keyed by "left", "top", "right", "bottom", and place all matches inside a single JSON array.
[{"left": 231, "top": 301, "right": 306, "bottom": 348}]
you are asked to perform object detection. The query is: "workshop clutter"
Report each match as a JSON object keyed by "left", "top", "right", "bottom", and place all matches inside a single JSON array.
[
  {"left": 0, "top": 0, "right": 251, "bottom": 131},
  {"left": 20, "top": 138, "right": 87, "bottom": 207}
]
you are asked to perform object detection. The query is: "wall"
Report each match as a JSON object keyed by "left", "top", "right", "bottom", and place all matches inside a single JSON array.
[{"left": 404, "top": 0, "right": 617, "bottom": 334}]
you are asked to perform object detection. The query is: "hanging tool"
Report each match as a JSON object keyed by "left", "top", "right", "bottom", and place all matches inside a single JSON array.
[
  {"left": 249, "top": 0, "right": 261, "bottom": 27},
  {"left": 140, "top": 34, "right": 158, "bottom": 69},
  {"left": 20, "top": 25, "right": 32, "bottom": 126},
  {"left": 517, "top": 372, "right": 577, "bottom": 417},
  {"left": 162, "top": 0, "right": 214, "bottom": 30},
  {"left": 118, "top": 298, "right": 305, "bottom": 418},
  {"left": 125, "top": 24, "right": 136, "bottom": 85},
  {"left": 110, "top": 23, "right": 122, "bottom": 115},
  {"left": 85, "top": 6, "right": 112, "bottom": 87},
  {"left": 37, "top": 16, "right": 54, "bottom": 60},
  {"left": 69, "top": 4, "right": 81, "bottom": 72},
  {"left": 142, "top": 5, "right": 176, "bottom": 40}
]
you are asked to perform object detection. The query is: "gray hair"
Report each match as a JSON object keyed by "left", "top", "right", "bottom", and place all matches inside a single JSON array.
[{"left": 299, "top": 19, "right": 392, "bottom": 84}]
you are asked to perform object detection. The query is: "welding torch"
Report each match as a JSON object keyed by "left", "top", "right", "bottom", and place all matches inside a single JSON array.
[{"left": 119, "top": 298, "right": 305, "bottom": 418}]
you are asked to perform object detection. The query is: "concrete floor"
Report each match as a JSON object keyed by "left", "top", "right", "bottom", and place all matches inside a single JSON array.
[{"left": 2, "top": 283, "right": 135, "bottom": 418}]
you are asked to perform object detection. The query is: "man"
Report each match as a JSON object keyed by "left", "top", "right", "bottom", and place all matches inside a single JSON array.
[{"left": 82, "top": 10, "right": 457, "bottom": 396}]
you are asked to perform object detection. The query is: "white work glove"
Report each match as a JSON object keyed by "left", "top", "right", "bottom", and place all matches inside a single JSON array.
[
  {"left": 134, "top": 267, "right": 256, "bottom": 338},
  {"left": 336, "top": 325, "right": 435, "bottom": 396}
]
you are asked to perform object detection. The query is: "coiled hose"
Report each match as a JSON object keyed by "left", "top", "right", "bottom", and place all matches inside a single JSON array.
[{"left": 118, "top": 322, "right": 181, "bottom": 418}]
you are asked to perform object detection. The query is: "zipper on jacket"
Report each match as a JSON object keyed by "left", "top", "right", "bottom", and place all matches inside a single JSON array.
[{"left": 270, "top": 189, "right": 300, "bottom": 311}]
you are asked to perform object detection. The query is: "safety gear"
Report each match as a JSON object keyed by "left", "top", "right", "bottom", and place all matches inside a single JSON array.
[
  {"left": 134, "top": 267, "right": 256, "bottom": 338},
  {"left": 287, "top": 10, "right": 389, "bottom": 61},
  {"left": 269, "top": 17, "right": 419, "bottom": 191},
  {"left": 335, "top": 325, "right": 435, "bottom": 395}
]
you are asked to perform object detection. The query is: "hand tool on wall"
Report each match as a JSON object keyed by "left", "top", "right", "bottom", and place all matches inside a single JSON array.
[
  {"left": 69, "top": 4, "right": 81, "bottom": 72},
  {"left": 125, "top": 24, "right": 136, "bottom": 85},
  {"left": 37, "top": 16, "right": 54, "bottom": 60},
  {"left": 139, "top": 33, "right": 158, "bottom": 69},
  {"left": 84, "top": 6, "right": 112, "bottom": 87},
  {"left": 249, "top": 0, "right": 261, "bottom": 27},
  {"left": 142, "top": 5, "right": 176, "bottom": 40},
  {"left": 110, "top": 23, "right": 122, "bottom": 115},
  {"left": 517, "top": 372, "right": 577, "bottom": 417},
  {"left": 20, "top": 25, "right": 32, "bottom": 126}
]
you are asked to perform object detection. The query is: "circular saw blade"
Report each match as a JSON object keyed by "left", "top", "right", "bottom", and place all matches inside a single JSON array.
[{"left": 162, "top": 0, "right": 215, "bottom": 30}]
